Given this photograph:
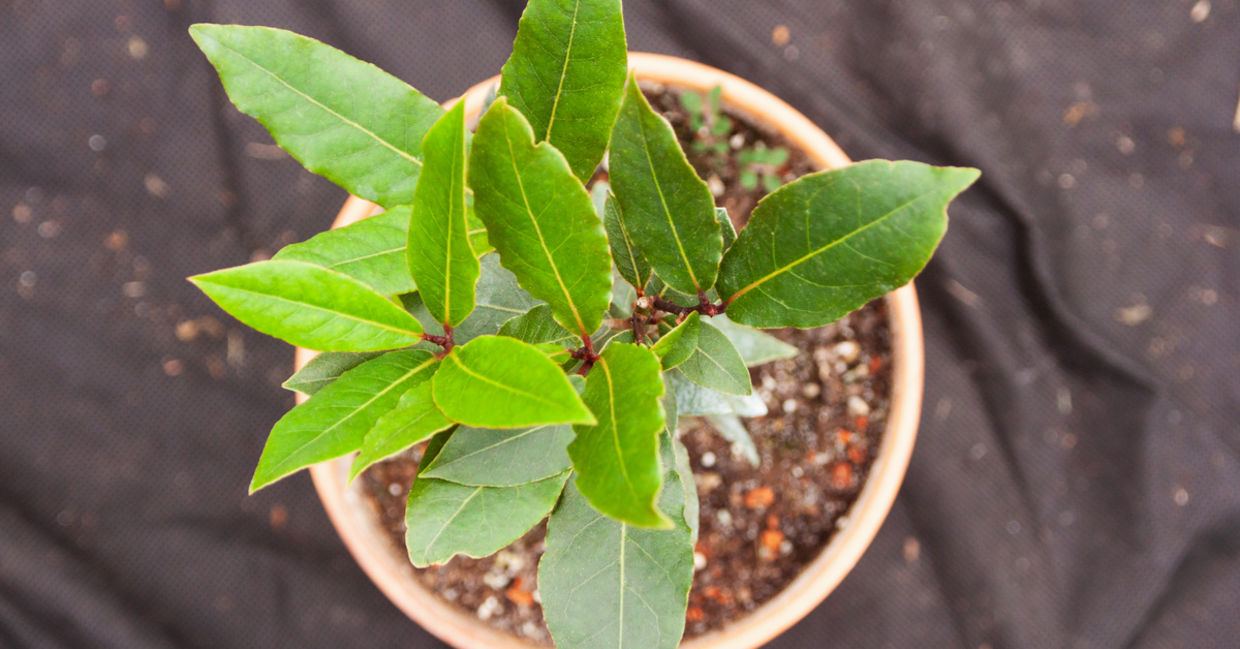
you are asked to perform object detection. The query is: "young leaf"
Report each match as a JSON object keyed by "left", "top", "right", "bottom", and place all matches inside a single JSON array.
[
  {"left": 189, "top": 24, "right": 443, "bottom": 207},
  {"left": 715, "top": 207, "right": 737, "bottom": 250},
  {"left": 539, "top": 473, "right": 694, "bottom": 649},
  {"left": 421, "top": 424, "right": 573, "bottom": 486},
  {"left": 250, "top": 350, "right": 438, "bottom": 492},
  {"left": 189, "top": 260, "right": 423, "bottom": 351},
  {"left": 350, "top": 376, "right": 453, "bottom": 479},
  {"left": 407, "top": 102, "right": 479, "bottom": 327},
  {"left": 497, "top": 304, "right": 576, "bottom": 346},
  {"left": 610, "top": 77, "right": 722, "bottom": 295},
  {"left": 274, "top": 209, "right": 414, "bottom": 296},
  {"left": 282, "top": 351, "right": 384, "bottom": 395},
  {"left": 711, "top": 314, "right": 798, "bottom": 367},
  {"left": 651, "top": 312, "right": 700, "bottom": 370},
  {"left": 469, "top": 98, "right": 612, "bottom": 337},
  {"left": 718, "top": 161, "right": 980, "bottom": 328},
  {"left": 407, "top": 466, "right": 569, "bottom": 566},
  {"left": 666, "top": 370, "right": 767, "bottom": 417},
  {"left": 404, "top": 254, "right": 540, "bottom": 344},
  {"left": 603, "top": 192, "right": 652, "bottom": 293},
  {"left": 432, "top": 336, "right": 595, "bottom": 428},
  {"left": 569, "top": 343, "right": 670, "bottom": 528},
  {"left": 677, "top": 320, "right": 752, "bottom": 396},
  {"left": 499, "top": 0, "right": 627, "bottom": 180}
]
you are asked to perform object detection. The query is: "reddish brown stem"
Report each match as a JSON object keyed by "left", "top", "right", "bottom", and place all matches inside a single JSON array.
[{"left": 421, "top": 325, "right": 455, "bottom": 355}]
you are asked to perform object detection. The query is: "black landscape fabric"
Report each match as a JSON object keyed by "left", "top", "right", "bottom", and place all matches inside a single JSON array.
[{"left": 2, "top": 1, "right": 1238, "bottom": 648}]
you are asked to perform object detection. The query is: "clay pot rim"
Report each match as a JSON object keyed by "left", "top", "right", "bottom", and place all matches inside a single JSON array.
[{"left": 301, "top": 52, "right": 923, "bottom": 649}]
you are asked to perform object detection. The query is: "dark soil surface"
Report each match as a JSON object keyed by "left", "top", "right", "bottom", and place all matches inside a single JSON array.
[{"left": 360, "top": 86, "right": 891, "bottom": 644}]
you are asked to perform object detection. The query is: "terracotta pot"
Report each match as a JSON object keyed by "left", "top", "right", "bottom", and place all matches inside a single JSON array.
[{"left": 299, "top": 53, "right": 924, "bottom": 649}]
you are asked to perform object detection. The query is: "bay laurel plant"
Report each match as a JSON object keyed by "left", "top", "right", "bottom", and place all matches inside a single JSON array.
[{"left": 188, "top": 1, "right": 978, "bottom": 647}]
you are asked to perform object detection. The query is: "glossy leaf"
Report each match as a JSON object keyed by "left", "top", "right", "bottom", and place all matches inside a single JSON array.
[
  {"left": 407, "top": 437, "right": 569, "bottom": 566},
  {"left": 651, "top": 312, "right": 699, "bottom": 370},
  {"left": 497, "top": 304, "right": 576, "bottom": 346},
  {"left": 718, "top": 161, "right": 980, "bottom": 328},
  {"left": 350, "top": 375, "right": 453, "bottom": 479},
  {"left": 499, "top": 0, "right": 627, "bottom": 180},
  {"left": 677, "top": 320, "right": 751, "bottom": 395},
  {"left": 274, "top": 209, "right": 414, "bottom": 296},
  {"left": 421, "top": 424, "right": 573, "bottom": 486},
  {"left": 539, "top": 472, "right": 694, "bottom": 649},
  {"left": 433, "top": 336, "right": 595, "bottom": 428},
  {"left": 282, "top": 351, "right": 384, "bottom": 395},
  {"left": 408, "top": 102, "right": 479, "bottom": 327},
  {"left": 711, "top": 314, "right": 798, "bottom": 367},
  {"left": 189, "top": 24, "right": 443, "bottom": 206},
  {"left": 603, "top": 192, "right": 652, "bottom": 293},
  {"left": 250, "top": 350, "right": 438, "bottom": 491},
  {"left": 189, "top": 260, "right": 423, "bottom": 351},
  {"left": 469, "top": 99, "right": 612, "bottom": 336},
  {"left": 570, "top": 343, "right": 670, "bottom": 528},
  {"left": 610, "top": 78, "right": 722, "bottom": 295}
]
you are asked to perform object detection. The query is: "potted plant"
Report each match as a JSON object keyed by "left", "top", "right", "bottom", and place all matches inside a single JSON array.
[{"left": 188, "top": 2, "right": 978, "bottom": 648}]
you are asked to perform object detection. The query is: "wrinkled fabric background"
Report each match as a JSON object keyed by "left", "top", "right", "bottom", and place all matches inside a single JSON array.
[{"left": 2, "top": 1, "right": 1237, "bottom": 648}]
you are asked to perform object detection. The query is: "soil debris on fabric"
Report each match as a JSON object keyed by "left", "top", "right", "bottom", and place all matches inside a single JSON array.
[{"left": 360, "top": 87, "right": 892, "bottom": 644}]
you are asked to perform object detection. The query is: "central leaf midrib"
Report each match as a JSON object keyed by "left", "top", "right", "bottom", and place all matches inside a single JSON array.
[
  {"left": 271, "top": 357, "right": 436, "bottom": 476},
  {"left": 634, "top": 108, "right": 700, "bottom": 291},
  {"left": 727, "top": 192, "right": 933, "bottom": 303},
  {"left": 502, "top": 118, "right": 587, "bottom": 335},
  {"left": 445, "top": 352, "right": 566, "bottom": 410},
  {"left": 543, "top": 0, "right": 582, "bottom": 142},
  {"left": 422, "top": 485, "right": 483, "bottom": 556},
  {"left": 200, "top": 280, "right": 420, "bottom": 338},
  {"left": 208, "top": 36, "right": 425, "bottom": 169},
  {"left": 429, "top": 425, "right": 548, "bottom": 473},
  {"left": 598, "top": 359, "right": 641, "bottom": 501}
]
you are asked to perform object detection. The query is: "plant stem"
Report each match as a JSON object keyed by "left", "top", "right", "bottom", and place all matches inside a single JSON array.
[
  {"left": 422, "top": 325, "right": 455, "bottom": 355},
  {"left": 650, "top": 295, "right": 726, "bottom": 317}
]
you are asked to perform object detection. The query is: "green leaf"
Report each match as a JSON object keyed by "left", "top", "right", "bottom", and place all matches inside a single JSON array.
[
  {"left": 407, "top": 102, "right": 479, "bottom": 327},
  {"left": 669, "top": 435, "right": 699, "bottom": 542},
  {"left": 421, "top": 424, "right": 573, "bottom": 486},
  {"left": 711, "top": 314, "right": 798, "bottom": 367},
  {"left": 677, "top": 320, "right": 751, "bottom": 395},
  {"left": 350, "top": 375, "right": 453, "bottom": 480},
  {"left": 667, "top": 370, "right": 767, "bottom": 417},
  {"left": 404, "top": 254, "right": 540, "bottom": 344},
  {"left": 469, "top": 98, "right": 613, "bottom": 337},
  {"left": 189, "top": 24, "right": 443, "bottom": 207},
  {"left": 406, "top": 465, "right": 569, "bottom": 566},
  {"left": 497, "top": 304, "right": 576, "bottom": 346},
  {"left": 603, "top": 192, "right": 653, "bottom": 293},
  {"left": 706, "top": 414, "right": 760, "bottom": 467},
  {"left": 539, "top": 473, "right": 694, "bottom": 649},
  {"left": 715, "top": 207, "right": 737, "bottom": 250},
  {"left": 189, "top": 260, "right": 423, "bottom": 351},
  {"left": 283, "top": 351, "right": 384, "bottom": 395},
  {"left": 718, "top": 160, "right": 980, "bottom": 328},
  {"left": 651, "top": 312, "right": 700, "bottom": 370},
  {"left": 499, "top": 0, "right": 627, "bottom": 180},
  {"left": 610, "top": 78, "right": 722, "bottom": 295},
  {"left": 433, "top": 336, "right": 595, "bottom": 428},
  {"left": 274, "top": 209, "right": 414, "bottom": 296},
  {"left": 250, "top": 350, "right": 438, "bottom": 492},
  {"left": 570, "top": 343, "right": 670, "bottom": 528}
]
